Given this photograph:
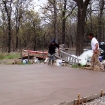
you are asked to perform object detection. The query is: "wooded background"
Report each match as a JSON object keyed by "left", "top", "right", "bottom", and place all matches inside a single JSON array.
[{"left": 0, "top": 0, "right": 105, "bottom": 55}]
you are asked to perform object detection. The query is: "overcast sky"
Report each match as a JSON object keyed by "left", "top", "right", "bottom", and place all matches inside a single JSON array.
[{"left": 34, "top": 0, "right": 47, "bottom": 12}]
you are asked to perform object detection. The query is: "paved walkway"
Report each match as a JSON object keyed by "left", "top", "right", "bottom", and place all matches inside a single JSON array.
[{"left": 0, "top": 64, "right": 105, "bottom": 105}]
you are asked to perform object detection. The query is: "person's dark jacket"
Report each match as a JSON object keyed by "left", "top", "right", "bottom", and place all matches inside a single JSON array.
[{"left": 48, "top": 43, "right": 59, "bottom": 55}]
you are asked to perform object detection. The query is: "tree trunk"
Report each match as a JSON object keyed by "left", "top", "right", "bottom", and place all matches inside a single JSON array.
[
  {"left": 98, "top": 0, "right": 104, "bottom": 42},
  {"left": 33, "top": 38, "right": 37, "bottom": 51},
  {"left": 8, "top": 17, "right": 11, "bottom": 53},
  {"left": 53, "top": 0, "right": 58, "bottom": 42},
  {"left": 16, "top": 27, "right": 19, "bottom": 50},
  {"left": 76, "top": 7, "right": 85, "bottom": 55},
  {"left": 62, "top": 0, "right": 67, "bottom": 44},
  {"left": 15, "top": 0, "right": 22, "bottom": 50},
  {"left": 73, "top": 0, "right": 90, "bottom": 56},
  {"left": 89, "top": 2, "right": 93, "bottom": 32},
  {"left": 3, "top": 0, "right": 12, "bottom": 53}
]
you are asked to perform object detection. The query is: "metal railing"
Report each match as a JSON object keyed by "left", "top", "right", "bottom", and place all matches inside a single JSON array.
[{"left": 55, "top": 50, "right": 80, "bottom": 65}]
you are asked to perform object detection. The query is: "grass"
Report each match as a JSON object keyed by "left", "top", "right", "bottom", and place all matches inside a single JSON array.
[
  {"left": 0, "top": 52, "right": 38, "bottom": 65},
  {"left": 72, "top": 64, "right": 85, "bottom": 68},
  {"left": 0, "top": 52, "right": 20, "bottom": 60}
]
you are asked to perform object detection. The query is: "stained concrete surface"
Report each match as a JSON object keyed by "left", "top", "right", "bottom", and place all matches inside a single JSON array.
[{"left": 0, "top": 64, "right": 105, "bottom": 105}]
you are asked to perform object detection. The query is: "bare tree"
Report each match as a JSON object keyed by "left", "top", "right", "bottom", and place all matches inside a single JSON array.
[
  {"left": 62, "top": 0, "right": 67, "bottom": 44},
  {"left": 61, "top": 0, "right": 76, "bottom": 44},
  {"left": 48, "top": 0, "right": 58, "bottom": 41},
  {"left": 98, "top": 0, "right": 105, "bottom": 42},
  {"left": 73, "top": 0, "right": 91, "bottom": 55},
  {"left": 2, "top": 0, "right": 13, "bottom": 53},
  {"left": 14, "top": 0, "right": 23, "bottom": 50}
]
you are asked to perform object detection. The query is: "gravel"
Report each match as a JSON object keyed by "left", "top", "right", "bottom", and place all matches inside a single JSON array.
[{"left": 82, "top": 96, "right": 105, "bottom": 105}]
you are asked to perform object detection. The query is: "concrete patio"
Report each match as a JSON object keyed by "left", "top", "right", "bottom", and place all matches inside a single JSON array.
[{"left": 0, "top": 64, "right": 105, "bottom": 105}]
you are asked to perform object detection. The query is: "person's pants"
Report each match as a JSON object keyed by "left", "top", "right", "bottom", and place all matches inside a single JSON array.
[
  {"left": 91, "top": 50, "right": 103, "bottom": 70},
  {"left": 48, "top": 53, "right": 55, "bottom": 65}
]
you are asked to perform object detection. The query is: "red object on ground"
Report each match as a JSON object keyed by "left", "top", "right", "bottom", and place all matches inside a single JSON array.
[
  {"left": 23, "top": 50, "right": 48, "bottom": 59},
  {"left": 24, "top": 50, "right": 48, "bottom": 54}
]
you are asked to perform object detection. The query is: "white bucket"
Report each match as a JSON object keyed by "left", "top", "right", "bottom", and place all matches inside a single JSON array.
[
  {"left": 56, "top": 59, "right": 62, "bottom": 66},
  {"left": 34, "top": 58, "right": 40, "bottom": 63},
  {"left": 44, "top": 57, "right": 49, "bottom": 63}
]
